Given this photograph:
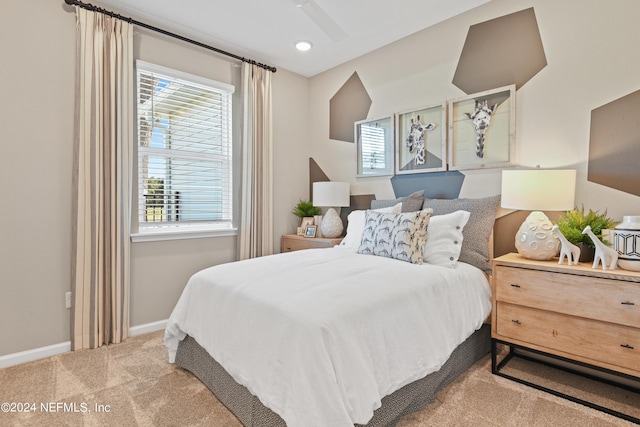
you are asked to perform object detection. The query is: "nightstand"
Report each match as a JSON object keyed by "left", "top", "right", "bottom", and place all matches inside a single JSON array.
[
  {"left": 491, "top": 253, "right": 640, "bottom": 422},
  {"left": 280, "top": 234, "right": 343, "bottom": 253}
]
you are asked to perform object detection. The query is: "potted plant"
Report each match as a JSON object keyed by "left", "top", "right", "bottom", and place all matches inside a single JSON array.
[
  {"left": 555, "top": 206, "right": 617, "bottom": 262},
  {"left": 292, "top": 199, "right": 321, "bottom": 228}
]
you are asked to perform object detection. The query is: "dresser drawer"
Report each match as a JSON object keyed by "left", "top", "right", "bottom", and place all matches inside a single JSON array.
[
  {"left": 495, "top": 266, "right": 640, "bottom": 328},
  {"left": 496, "top": 302, "right": 640, "bottom": 373}
]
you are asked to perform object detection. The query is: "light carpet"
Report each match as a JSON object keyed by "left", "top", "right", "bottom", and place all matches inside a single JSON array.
[{"left": 0, "top": 331, "right": 636, "bottom": 426}]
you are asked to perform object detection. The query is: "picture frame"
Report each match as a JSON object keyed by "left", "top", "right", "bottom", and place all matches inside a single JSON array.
[
  {"left": 355, "top": 115, "right": 395, "bottom": 177},
  {"left": 447, "top": 85, "right": 515, "bottom": 171},
  {"left": 304, "top": 225, "right": 317, "bottom": 238},
  {"left": 395, "top": 103, "right": 447, "bottom": 174},
  {"left": 300, "top": 217, "right": 314, "bottom": 229}
]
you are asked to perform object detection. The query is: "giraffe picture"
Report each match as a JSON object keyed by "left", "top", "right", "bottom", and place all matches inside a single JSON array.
[
  {"left": 447, "top": 85, "right": 515, "bottom": 171},
  {"left": 395, "top": 103, "right": 447, "bottom": 175}
]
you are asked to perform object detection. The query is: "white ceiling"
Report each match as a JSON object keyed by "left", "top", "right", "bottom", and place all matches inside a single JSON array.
[{"left": 95, "top": 0, "right": 491, "bottom": 77}]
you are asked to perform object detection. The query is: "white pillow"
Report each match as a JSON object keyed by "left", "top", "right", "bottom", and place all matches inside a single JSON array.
[
  {"left": 339, "top": 203, "right": 402, "bottom": 252},
  {"left": 422, "top": 210, "right": 471, "bottom": 267}
]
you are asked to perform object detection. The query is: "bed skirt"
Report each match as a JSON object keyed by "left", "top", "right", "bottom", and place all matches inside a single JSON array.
[{"left": 175, "top": 323, "right": 491, "bottom": 427}]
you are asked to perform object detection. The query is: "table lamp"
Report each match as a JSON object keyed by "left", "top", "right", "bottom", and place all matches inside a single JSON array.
[
  {"left": 501, "top": 169, "right": 576, "bottom": 260},
  {"left": 312, "top": 181, "right": 350, "bottom": 238}
]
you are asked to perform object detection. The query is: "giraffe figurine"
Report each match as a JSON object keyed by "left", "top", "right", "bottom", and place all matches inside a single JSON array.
[
  {"left": 582, "top": 225, "right": 618, "bottom": 270},
  {"left": 552, "top": 225, "right": 580, "bottom": 265}
]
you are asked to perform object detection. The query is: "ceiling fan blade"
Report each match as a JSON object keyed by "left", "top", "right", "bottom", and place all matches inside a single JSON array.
[{"left": 295, "top": 0, "right": 347, "bottom": 42}]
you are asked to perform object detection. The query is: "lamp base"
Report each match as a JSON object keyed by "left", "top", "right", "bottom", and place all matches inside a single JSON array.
[
  {"left": 514, "top": 211, "right": 560, "bottom": 260},
  {"left": 320, "top": 208, "right": 343, "bottom": 238}
]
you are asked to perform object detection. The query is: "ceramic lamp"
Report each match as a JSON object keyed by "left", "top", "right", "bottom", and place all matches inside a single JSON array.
[
  {"left": 312, "top": 181, "right": 350, "bottom": 238},
  {"left": 501, "top": 169, "right": 576, "bottom": 260}
]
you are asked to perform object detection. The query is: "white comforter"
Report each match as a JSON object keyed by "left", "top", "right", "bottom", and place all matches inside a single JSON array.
[{"left": 165, "top": 247, "right": 491, "bottom": 427}]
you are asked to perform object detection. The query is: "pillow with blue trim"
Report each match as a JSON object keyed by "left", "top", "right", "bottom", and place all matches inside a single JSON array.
[{"left": 357, "top": 209, "right": 433, "bottom": 264}]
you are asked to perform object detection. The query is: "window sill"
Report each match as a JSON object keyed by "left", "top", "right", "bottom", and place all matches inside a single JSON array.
[{"left": 130, "top": 227, "right": 238, "bottom": 243}]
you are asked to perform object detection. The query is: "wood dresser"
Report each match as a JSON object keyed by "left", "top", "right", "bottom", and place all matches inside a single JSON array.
[
  {"left": 491, "top": 253, "right": 640, "bottom": 422},
  {"left": 280, "top": 234, "right": 343, "bottom": 253}
]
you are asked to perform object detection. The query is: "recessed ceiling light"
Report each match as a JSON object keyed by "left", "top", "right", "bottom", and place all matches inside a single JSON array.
[{"left": 295, "top": 41, "right": 312, "bottom": 52}]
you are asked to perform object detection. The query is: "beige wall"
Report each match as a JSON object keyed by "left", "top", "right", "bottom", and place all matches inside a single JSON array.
[
  {"left": 1, "top": 1, "right": 76, "bottom": 356},
  {"left": 308, "top": 0, "right": 640, "bottom": 221},
  {"left": 0, "top": 0, "right": 309, "bottom": 356}
]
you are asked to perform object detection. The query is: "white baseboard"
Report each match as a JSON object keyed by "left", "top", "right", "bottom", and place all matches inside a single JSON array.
[
  {"left": 0, "top": 341, "right": 71, "bottom": 369},
  {"left": 0, "top": 319, "right": 168, "bottom": 369},
  {"left": 130, "top": 319, "right": 167, "bottom": 336}
]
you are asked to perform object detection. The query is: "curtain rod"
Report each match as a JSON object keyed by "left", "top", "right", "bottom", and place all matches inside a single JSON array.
[{"left": 64, "top": 0, "right": 277, "bottom": 73}]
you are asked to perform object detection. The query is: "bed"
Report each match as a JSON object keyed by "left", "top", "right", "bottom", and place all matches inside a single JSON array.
[{"left": 165, "top": 193, "right": 503, "bottom": 427}]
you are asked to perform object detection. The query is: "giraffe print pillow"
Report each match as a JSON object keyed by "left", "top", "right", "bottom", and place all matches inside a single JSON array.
[{"left": 357, "top": 209, "right": 433, "bottom": 264}]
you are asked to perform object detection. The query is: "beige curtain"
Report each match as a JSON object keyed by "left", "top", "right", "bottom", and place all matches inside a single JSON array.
[
  {"left": 70, "top": 7, "right": 133, "bottom": 350},
  {"left": 239, "top": 63, "right": 274, "bottom": 260}
]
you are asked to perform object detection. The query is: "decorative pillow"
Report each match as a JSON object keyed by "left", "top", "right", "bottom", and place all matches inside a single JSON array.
[
  {"left": 370, "top": 190, "right": 425, "bottom": 212},
  {"left": 339, "top": 203, "right": 402, "bottom": 252},
  {"left": 357, "top": 209, "right": 433, "bottom": 264},
  {"left": 422, "top": 195, "right": 500, "bottom": 273},
  {"left": 423, "top": 210, "right": 471, "bottom": 267}
]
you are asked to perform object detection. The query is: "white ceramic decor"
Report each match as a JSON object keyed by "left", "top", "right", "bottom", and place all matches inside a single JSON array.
[
  {"left": 552, "top": 225, "right": 580, "bottom": 265},
  {"left": 514, "top": 211, "right": 560, "bottom": 260},
  {"left": 582, "top": 225, "right": 618, "bottom": 271},
  {"left": 612, "top": 216, "right": 640, "bottom": 271}
]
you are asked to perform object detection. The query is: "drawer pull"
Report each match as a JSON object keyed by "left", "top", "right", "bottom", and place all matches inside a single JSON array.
[
  {"left": 510, "top": 284, "right": 521, "bottom": 288},
  {"left": 511, "top": 319, "right": 521, "bottom": 325},
  {"left": 621, "top": 301, "right": 635, "bottom": 306},
  {"left": 621, "top": 344, "right": 635, "bottom": 350}
]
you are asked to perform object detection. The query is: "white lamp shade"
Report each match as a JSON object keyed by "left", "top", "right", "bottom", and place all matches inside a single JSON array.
[
  {"left": 313, "top": 181, "right": 350, "bottom": 207},
  {"left": 501, "top": 169, "right": 576, "bottom": 211}
]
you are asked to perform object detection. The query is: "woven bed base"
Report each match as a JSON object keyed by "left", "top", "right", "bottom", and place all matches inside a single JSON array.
[{"left": 175, "top": 324, "right": 490, "bottom": 427}]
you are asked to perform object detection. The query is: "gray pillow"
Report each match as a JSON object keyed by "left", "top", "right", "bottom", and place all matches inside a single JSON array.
[
  {"left": 422, "top": 195, "right": 500, "bottom": 273},
  {"left": 371, "top": 190, "right": 425, "bottom": 212}
]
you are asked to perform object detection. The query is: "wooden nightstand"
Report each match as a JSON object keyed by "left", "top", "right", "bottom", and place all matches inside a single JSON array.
[
  {"left": 491, "top": 253, "right": 640, "bottom": 422},
  {"left": 280, "top": 234, "right": 343, "bottom": 253}
]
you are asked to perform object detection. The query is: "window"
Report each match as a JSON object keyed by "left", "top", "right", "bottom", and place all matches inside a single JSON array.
[{"left": 134, "top": 61, "right": 235, "bottom": 240}]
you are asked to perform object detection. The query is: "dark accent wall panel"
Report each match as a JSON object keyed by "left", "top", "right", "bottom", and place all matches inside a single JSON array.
[
  {"left": 452, "top": 8, "right": 547, "bottom": 94},
  {"left": 329, "top": 72, "right": 372, "bottom": 142},
  {"left": 309, "top": 157, "right": 330, "bottom": 199},
  {"left": 588, "top": 89, "right": 640, "bottom": 197}
]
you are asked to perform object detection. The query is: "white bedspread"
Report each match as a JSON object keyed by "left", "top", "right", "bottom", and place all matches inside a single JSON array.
[{"left": 165, "top": 247, "right": 491, "bottom": 427}]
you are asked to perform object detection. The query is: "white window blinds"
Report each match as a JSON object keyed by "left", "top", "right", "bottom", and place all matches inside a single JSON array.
[
  {"left": 360, "top": 124, "right": 387, "bottom": 171},
  {"left": 136, "top": 61, "right": 234, "bottom": 235}
]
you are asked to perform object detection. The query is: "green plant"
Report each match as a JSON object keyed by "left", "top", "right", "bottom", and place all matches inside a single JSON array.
[
  {"left": 292, "top": 199, "right": 321, "bottom": 218},
  {"left": 555, "top": 206, "right": 617, "bottom": 248}
]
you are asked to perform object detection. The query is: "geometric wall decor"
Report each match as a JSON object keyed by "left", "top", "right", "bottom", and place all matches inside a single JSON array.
[
  {"left": 452, "top": 8, "right": 547, "bottom": 94},
  {"left": 587, "top": 89, "right": 640, "bottom": 197},
  {"left": 329, "top": 71, "right": 372, "bottom": 142},
  {"left": 390, "top": 171, "right": 465, "bottom": 199},
  {"left": 309, "top": 157, "right": 330, "bottom": 199}
]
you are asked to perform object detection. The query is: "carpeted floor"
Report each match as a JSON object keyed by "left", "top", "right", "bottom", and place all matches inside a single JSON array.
[{"left": 0, "top": 331, "right": 637, "bottom": 426}]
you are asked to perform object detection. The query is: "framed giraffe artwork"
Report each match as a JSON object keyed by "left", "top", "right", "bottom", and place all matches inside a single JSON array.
[
  {"left": 448, "top": 85, "right": 515, "bottom": 171},
  {"left": 395, "top": 103, "right": 447, "bottom": 175},
  {"left": 355, "top": 115, "right": 395, "bottom": 177}
]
